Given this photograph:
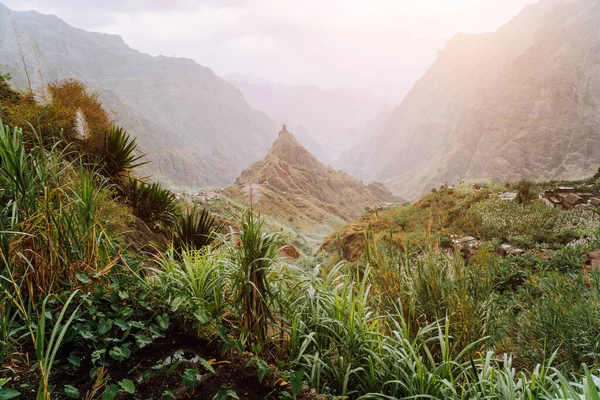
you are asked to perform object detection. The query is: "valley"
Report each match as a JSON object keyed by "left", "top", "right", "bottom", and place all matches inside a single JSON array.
[{"left": 1, "top": 0, "right": 600, "bottom": 399}]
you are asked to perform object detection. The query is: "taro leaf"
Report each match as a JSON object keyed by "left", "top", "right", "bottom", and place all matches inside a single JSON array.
[
  {"left": 198, "top": 357, "right": 215, "bottom": 374},
  {"left": 91, "top": 349, "right": 106, "bottom": 364},
  {"left": 193, "top": 310, "right": 208, "bottom": 324},
  {"left": 114, "top": 319, "right": 129, "bottom": 330},
  {"left": 79, "top": 329, "right": 94, "bottom": 340},
  {"left": 102, "top": 384, "right": 120, "bottom": 400},
  {"left": 109, "top": 345, "right": 131, "bottom": 361},
  {"left": 213, "top": 390, "right": 239, "bottom": 400},
  {"left": 290, "top": 370, "right": 304, "bottom": 396},
  {"left": 182, "top": 369, "right": 201, "bottom": 388},
  {"left": 257, "top": 359, "right": 269, "bottom": 383},
  {"left": 64, "top": 385, "right": 80, "bottom": 398},
  {"left": 88, "top": 305, "right": 98, "bottom": 315},
  {"left": 162, "top": 390, "right": 176, "bottom": 398},
  {"left": 68, "top": 353, "right": 81, "bottom": 367},
  {"left": 149, "top": 324, "right": 165, "bottom": 338},
  {"left": 118, "top": 290, "right": 129, "bottom": 300},
  {"left": 129, "top": 321, "right": 145, "bottom": 329},
  {"left": 171, "top": 296, "right": 185, "bottom": 312},
  {"left": 156, "top": 314, "right": 170, "bottom": 330},
  {"left": 0, "top": 388, "right": 21, "bottom": 399},
  {"left": 118, "top": 307, "right": 134, "bottom": 320},
  {"left": 98, "top": 319, "right": 113, "bottom": 335},
  {"left": 134, "top": 333, "right": 152, "bottom": 346},
  {"left": 118, "top": 379, "right": 135, "bottom": 394},
  {"left": 75, "top": 273, "right": 89, "bottom": 284}
]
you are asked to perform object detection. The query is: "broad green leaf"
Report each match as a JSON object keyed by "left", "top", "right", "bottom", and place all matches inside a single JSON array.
[
  {"left": 156, "top": 314, "right": 170, "bottom": 330},
  {"left": 257, "top": 359, "right": 269, "bottom": 383},
  {"left": 68, "top": 353, "right": 81, "bottom": 367},
  {"left": 75, "top": 273, "right": 89, "bottom": 284},
  {"left": 64, "top": 384, "right": 80, "bottom": 398},
  {"left": 109, "top": 345, "right": 131, "bottom": 361},
  {"left": 162, "top": 390, "right": 176, "bottom": 398},
  {"left": 198, "top": 357, "right": 215, "bottom": 374},
  {"left": 149, "top": 324, "right": 165, "bottom": 338},
  {"left": 114, "top": 319, "right": 129, "bottom": 330},
  {"left": 134, "top": 333, "right": 152, "bottom": 346},
  {"left": 101, "top": 384, "right": 119, "bottom": 400},
  {"left": 290, "top": 370, "right": 304, "bottom": 396},
  {"left": 0, "top": 388, "right": 21, "bottom": 400},
  {"left": 171, "top": 296, "right": 185, "bottom": 312},
  {"left": 98, "top": 318, "right": 113, "bottom": 335},
  {"left": 118, "top": 379, "right": 135, "bottom": 394},
  {"left": 182, "top": 369, "right": 201, "bottom": 388}
]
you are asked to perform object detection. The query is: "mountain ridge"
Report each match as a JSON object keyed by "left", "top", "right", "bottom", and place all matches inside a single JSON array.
[
  {"left": 224, "top": 125, "right": 400, "bottom": 234},
  {"left": 0, "top": 3, "right": 277, "bottom": 190}
]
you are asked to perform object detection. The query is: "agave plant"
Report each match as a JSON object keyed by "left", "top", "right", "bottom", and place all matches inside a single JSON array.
[
  {"left": 127, "top": 178, "right": 179, "bottom": 226},
  {"left": 102, "top": 125, "right": 147, "bottom": 180},
  {"left": 174, "top": 208, "right": 222, "bottom": 251}
]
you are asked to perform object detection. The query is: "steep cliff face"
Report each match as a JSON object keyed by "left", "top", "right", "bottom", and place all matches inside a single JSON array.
[
  {"left": 225, "top": 126, "right": 400, "bottom": 234},
  {"left": 0, "top": 4, "right": 276, "bottom": 190},
  {"left": 341, "top": 0, "right": 600, "bottom": 200}
]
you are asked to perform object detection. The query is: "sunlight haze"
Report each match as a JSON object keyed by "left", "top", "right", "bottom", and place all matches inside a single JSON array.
[{"left": 3, "top": 0, "right": 536, "bottom": 101}]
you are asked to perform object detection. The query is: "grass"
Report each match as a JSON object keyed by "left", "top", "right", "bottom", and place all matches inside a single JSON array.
[{"left": 2, "top": 74, "right": 600, "bottom": 398}]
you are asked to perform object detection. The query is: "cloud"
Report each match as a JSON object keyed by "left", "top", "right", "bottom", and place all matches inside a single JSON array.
[{"left": 1, "top": 0, "right": 536, "bottom": 100}]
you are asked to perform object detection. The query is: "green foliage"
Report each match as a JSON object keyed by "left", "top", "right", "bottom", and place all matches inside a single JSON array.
[
  {"left": 127, "top": 178, "right": 179, "bottom": 226},
  {"left": 174, "top": 207, "right": 221, "bottom": 251},
  {"left": 225, "top": 209, "right": 279, "bottom": 348},
  {"left": 153, "top": 247, "right": 225, "bottom": 317},
  {"left": 102, "top": 125, "right": 147, "bottom": 180},
  {"left": 515, "top": 180, "right": 537, "bottom": 204}
]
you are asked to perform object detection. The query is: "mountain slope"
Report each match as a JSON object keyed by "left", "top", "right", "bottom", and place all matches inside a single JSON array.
[
  {"left": 227, "top": 76, "right": 386, "bottom": 164},
  {"left": 0, "top": 4, "right": 276, "bottom": 190},
  {"left": 341, "top": 0, "right": 600, "bottom": 200},
  {"left": 224, "top": 126, "right": 400, "bottom": 234}
]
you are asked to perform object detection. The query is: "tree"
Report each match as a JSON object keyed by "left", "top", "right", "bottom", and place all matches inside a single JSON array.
[{"left": 515, "top": 180, "right": 537, "bottom": 204}]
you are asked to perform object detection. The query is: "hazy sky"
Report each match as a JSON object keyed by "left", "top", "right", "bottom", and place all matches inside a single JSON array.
[{"left": 3, "top": 0, "right": 537, "bottom": 101}]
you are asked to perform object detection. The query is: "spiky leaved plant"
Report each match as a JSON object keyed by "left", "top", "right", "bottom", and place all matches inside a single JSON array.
[
  {"left": 103, "top": 125, "right": 147, "bottom": 181},
  {"left": 127, "top": 178, "right": 179, "bottom": 227},
  {"left": 174, "top": 208, "right": 221, "bottom": 252},
  {"left": 226, "top": 209, "right": 279, "bottom": 349}
]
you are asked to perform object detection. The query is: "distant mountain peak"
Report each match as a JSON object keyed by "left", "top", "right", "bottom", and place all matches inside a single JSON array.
[{"left": 226, "top": 126, "right": 400, "bottom": 233}]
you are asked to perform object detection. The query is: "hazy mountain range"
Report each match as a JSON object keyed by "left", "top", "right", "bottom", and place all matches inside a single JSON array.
[
  {"left": 2, "top": 0, "right": 599, "bottom": 201},
  {"left": 341, "top": 0, "right": 600, "bottom": 199},
  {"left": 227, "top": 75, "right": 390, "bottom": 164},
  {"left": 0, "top": 3, "right": 277, "bottom": 190}
]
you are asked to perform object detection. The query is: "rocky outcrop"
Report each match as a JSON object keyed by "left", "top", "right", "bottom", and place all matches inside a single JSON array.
[
  {"left": 225, "top": 126, "right": 400, "bottom": 234},
  {"left": 341, "top": 0, "right": 600, "bottom": 200}
]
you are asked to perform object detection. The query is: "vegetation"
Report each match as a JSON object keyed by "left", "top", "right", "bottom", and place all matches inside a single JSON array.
[{"left": 1, "top": 73, "right": 600, "bottom": 399}]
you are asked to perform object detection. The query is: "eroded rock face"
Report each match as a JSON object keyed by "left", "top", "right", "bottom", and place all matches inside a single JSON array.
[
  {"left": 341, "top": 0, "right": 600, "bottom": 200},
  {"left": 226, "top": 127, "right": 400, "bottom": 233}
]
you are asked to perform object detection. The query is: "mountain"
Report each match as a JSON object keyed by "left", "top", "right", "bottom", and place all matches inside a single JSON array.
[
  {"left": 0, "top": 3, "right": 276, "bottom": 190},
  {"left": 227, "top": 75, "right": 387, "bottom": 164},
  {"left": 223, "top": 125, "right": 400, "bottom": 234},
  {"left": 341, "top": 0, "right": 600, "bottom": 200}
]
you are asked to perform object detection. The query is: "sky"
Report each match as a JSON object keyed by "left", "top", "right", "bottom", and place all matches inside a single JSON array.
[{"left": 3, "top": 0, "right": 537, "bottom": 102}]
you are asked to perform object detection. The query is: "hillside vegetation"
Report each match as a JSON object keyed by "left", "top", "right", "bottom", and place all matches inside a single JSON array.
[{"left": 2, "top": 74, "right": 600, "bottom": 399}]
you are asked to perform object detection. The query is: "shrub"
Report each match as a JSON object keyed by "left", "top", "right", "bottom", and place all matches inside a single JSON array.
[
  {"left": 173, "top": 208, "right": 221, "bottom": 252},
  {"left": 102, "top": 125, "right": 147, "bottom": 181},
  {"left": 127, "top": 179, "right": 179, "bottom": 227},
  {"left": 225, "top": 209, "right": 279, "bottom": 348}
]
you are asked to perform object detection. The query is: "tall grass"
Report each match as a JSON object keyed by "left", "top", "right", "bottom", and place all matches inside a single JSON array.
[
  {"left": 0, "top": 120, "right": 120, "bottom": 298},
  {"left": 225, "top": 209, "right": 279, "bottom": 348}
]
